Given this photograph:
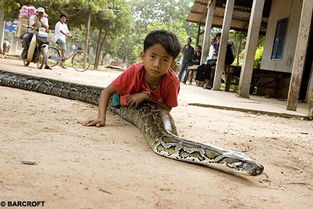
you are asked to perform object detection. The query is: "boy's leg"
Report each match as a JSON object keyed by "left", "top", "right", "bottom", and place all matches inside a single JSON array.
[
  {"left": 60, "top": 48, "right": 66, "bottom": 68},
  {"left": 177, "top": 64, "right": 184, "bottom": 81},
  {"left": 178, "top": 64, "right": 187, "bottom": 82},
  {"left": 182, "top": 67, "right": 190, "bottom": 84},
  {"left": 57, "top": 39, "right": 67, "bottom": 68}
]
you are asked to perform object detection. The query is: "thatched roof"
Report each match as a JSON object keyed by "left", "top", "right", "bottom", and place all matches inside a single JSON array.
[{"left": 186, "top": 0, "right": 272, "bottom": 32}]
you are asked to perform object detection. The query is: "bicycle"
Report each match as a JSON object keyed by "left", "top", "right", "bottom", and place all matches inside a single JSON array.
[{"left": 47, "top": 37, "right": 92, "bottom": 72}]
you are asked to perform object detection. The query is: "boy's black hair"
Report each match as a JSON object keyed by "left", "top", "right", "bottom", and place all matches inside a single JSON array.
[
  {"left": 60, "top": 14, "right": 67, "bottom": 18},
  {"left": 216, "top": 33, "right": 222, "bottom": 37},
  {"left": 144, "top": 30, "right": 182, "bottom": 59},
  {"left": 187, "top": 37, "right": 192, "bottom": 42}
]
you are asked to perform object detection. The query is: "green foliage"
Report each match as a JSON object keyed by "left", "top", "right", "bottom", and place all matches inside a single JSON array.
[
  {"left": 1, "top": 0, "right": 28, "bottom": 19},
  {"left": 254, "top": 46, "right": 264, "bottom": 69},
  {"left": 114, "top": 0, "right": 195, "bottom": 64},
  {"left": 2, "top": 0, "right": 268, "bottom": 68},
  {"left": 253, "top": 35, "right": 265, "bottom": 68},
  {"left": 228, "top": 32, "right": 265, "bottom": 68}
]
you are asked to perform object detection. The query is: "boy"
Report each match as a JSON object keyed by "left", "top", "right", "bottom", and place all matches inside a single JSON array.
[
  {"left": 55, "top": 14, "right": 71, "bottom": 68},
  {"left": 83, "top": 30, "right": 181, "bottom": 127}
]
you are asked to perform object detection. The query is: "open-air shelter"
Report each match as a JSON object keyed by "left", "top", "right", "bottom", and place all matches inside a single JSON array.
[{"left": 186, "top": 0, "right": 313, "bottom": 111}]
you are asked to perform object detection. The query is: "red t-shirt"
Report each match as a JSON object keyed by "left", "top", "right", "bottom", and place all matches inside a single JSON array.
[{"left": 111, "top": 62, "right": 180, "bottom": 107}]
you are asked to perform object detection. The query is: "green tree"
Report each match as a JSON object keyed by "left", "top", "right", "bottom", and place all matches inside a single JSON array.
[
  {"left": 90, "top": 0, "right": 132, "bottom": 69},
  {"left": 1, "top": 0, "right": 200, "bottom": 66},
  {"left": 112, "top": 0, "right": 195, "bottom": 64}
]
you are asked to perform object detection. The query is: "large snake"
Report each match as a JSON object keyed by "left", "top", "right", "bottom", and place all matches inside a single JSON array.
[{"left": 0, "top": 70, "right": 264, "bottom": 176}]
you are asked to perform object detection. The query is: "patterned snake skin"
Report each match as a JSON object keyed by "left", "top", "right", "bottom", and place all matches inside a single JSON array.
[{"left": 0, "top": 70, "right": 264, "bottom": 176}]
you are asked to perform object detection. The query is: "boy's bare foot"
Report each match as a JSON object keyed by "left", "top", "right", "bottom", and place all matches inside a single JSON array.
[{"left": 60, "top": 64, "right": 67, "bottom": 69}]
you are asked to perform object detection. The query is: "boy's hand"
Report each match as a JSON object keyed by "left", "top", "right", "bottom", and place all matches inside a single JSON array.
[
  {"left": 127, "top": 92, "right": 148, "bottom": 107},
  {"left": 82, "top": 118, "right": 105, "bottom": 127}
]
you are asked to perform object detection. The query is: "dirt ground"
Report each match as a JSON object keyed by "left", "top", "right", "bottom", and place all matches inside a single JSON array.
[{"left": 1, "top": 64, "right": 313, "bottom": 209}]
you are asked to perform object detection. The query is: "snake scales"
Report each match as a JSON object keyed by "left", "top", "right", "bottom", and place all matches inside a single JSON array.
[{"left": 0, "top": 70, "right": 264, "bottom": 176}]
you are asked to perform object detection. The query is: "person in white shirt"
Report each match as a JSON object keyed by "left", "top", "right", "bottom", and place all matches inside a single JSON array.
[
  {"left": 29, "top": 7, "right": 49, "bottom": 31},
  {"left": 55, "top": 14, "right": 71, "bottom": 68},
  {"left": 21, "top": 7, "right": 51, "bottom": 69}
]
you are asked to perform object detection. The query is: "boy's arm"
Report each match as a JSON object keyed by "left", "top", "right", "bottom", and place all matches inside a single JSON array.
[
  {"left": 83, "top": 84, "right": 116, "bottom": 127},
  {"left": 127, "top": 92, "right": 172, "bottom": 112},
  {"left": 153, "top": 101, "right": 172, "bottom": 112},
  {"left": 143, "top": 94, "right": 172, "bottom": 111}
]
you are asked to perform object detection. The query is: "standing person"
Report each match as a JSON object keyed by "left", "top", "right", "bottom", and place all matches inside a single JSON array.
[
  {"left": 177, "top": 37, "right": 194, "bottom": 84},
  {"left": 55, "top": 14, "right": 71, "bottom": 69},
  {"left": 21, "top": 7, "right": 49, "bottom": 68},
  {"left": 83, "top": 30, "right": 181, "bottom": 127}
]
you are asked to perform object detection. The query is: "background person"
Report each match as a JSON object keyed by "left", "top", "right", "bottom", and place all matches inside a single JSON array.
[
  {"left": 21, "top": 7, "right": 49, "bottom": 59},
  {"left": 55, "top": 14, "right": 71, "bottom": 69},
  {"left": 177, "top": 37, "right": 194, "bottom": 84}
]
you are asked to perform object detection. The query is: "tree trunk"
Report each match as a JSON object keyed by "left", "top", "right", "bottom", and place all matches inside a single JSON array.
[
  {"left": 94, "top": 31, "right": 107, "bottom": 70},
  {"left": 94, "top": 28, "right": 103, "bottom": 69},
  {"left": 84, "top": 10, "right": 91, "bottom": 66},
  {"left": 101, "top": 52, "right": 107, "bottom": 65}
]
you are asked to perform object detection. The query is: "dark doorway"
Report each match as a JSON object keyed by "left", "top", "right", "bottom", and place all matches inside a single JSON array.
[{"left": 299, "top": 22, "right": 313, "bottom": 101}]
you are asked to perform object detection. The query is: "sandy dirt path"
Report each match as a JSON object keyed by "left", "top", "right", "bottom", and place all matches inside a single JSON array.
[{"left": 1, "top": 82, "right": 313, "bottom": 208}]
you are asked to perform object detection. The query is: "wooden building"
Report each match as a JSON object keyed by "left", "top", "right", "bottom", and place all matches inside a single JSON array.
[{"left": 186, "top": 0, "right": 313, "bottom": 111}]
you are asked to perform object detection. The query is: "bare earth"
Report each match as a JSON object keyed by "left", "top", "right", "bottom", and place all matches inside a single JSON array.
[{"left": 1, "top": 63, "right": 313, "bottom": 209}]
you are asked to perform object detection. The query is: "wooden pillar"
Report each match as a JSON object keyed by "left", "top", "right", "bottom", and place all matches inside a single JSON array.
[
  {"left": 308, "top": 99, "right": 313, "bottom": 118},
  {"left": 0, "top": 9, "right": 4, "bottom": 54},
  {"left": 212, "top": 0, "right": 235, "bottom": 90},
  {"left": 196, "top": 23, "right": 201, "bottom": 46},
  {"left": 287, "top": 0, "right": 313, "bottom": 111},
  {"left": 307, "top": 63, "right": 313, "bottom": 102},
  {"left": 237, "top": 0, "right": 265, "bottom": 98},
  {"left": 200, "top": 0, "right": 216, "bottom": 64}
]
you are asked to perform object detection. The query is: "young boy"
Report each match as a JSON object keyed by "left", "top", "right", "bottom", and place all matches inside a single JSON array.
[
  {"left": 55, "top": 14, "right": 71, "bottom": 69},
  {"left": 83, "top": 30, "right": 182, "bottom": 127}
]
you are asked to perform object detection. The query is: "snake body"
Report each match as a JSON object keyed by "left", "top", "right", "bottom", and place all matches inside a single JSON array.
[{"left": 0, "top": 70, "right": 264, "bottom": 176}]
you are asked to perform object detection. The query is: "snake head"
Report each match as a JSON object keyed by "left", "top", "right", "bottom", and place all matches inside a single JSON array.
[{"left": 223, "top": 152, "right": 264, "bottom": 176}]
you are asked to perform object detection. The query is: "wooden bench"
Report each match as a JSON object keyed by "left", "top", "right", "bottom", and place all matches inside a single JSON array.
[
  {"left": 187, "top": 65, "right": 291, "bottom": 97},
  {"left": 187, "top": 65, "right": 199, "bottom": 84},
  {"left": 251, "top": 69, "right": 291, "bottom": 98},
  {"left": 223, "top": 67, "right": 291, "bottom": 97},
  {"left": 187, "top": 64, "right": 241, "bottom": 92}
]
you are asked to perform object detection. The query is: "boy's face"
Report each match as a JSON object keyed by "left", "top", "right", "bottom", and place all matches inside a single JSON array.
[
  {"left": 60, "top": 16, "right": 67, "bottom": 23},
  {"left": 141, "top": 43, "right": 176, "bottom": 80}
]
